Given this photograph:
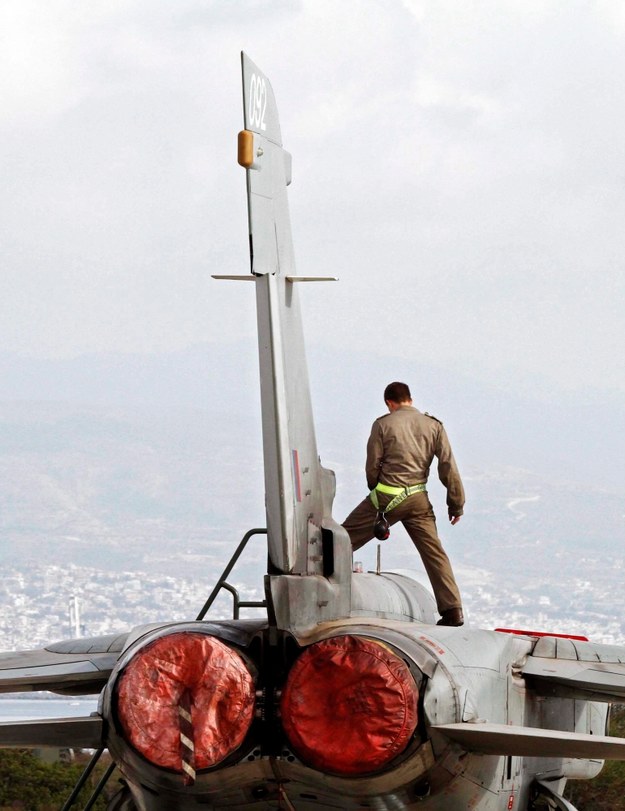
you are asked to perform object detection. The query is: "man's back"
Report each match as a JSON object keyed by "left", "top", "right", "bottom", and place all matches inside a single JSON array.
[{"left": 366, "top": 405, "right": 440, "bottom": 489}]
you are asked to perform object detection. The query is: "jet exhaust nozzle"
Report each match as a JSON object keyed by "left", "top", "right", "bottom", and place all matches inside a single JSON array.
[
  {"left": 280, "top": 634, "right": 420, "bottom": 775},
  {"left": 115, "top": 631, "right": 256, "bottom": 774}
]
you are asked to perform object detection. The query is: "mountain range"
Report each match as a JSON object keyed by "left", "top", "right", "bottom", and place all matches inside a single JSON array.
[{"left": 1, "top": 343, "right": 623, "bottom": 621}]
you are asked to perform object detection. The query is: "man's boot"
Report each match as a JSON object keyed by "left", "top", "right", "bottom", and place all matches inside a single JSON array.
[{"left": 437, "top": 608, "right": 464, "bottom": 627}]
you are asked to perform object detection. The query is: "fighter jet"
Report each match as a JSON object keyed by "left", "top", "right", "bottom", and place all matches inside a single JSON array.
[{"left": 2, "top": 53, "right": 625, "bottom": 811}]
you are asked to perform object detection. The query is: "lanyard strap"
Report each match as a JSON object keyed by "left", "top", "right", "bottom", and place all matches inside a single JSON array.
[{"left": 369, "top": 482, "right": 426, "bottom": 512}]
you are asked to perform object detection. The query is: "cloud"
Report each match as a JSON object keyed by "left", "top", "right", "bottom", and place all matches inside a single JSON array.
[{"left": 0, "top": 0, "right": 623, "bottom": 395}]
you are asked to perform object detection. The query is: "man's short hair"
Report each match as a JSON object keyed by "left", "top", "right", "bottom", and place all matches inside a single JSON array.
[{"left": 384, "top": 382, "right": 411, "bottom": 403}]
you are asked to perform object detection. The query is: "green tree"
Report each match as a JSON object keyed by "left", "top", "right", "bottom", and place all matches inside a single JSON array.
[
  {"left": 0, "top": 749, "right": 114, "bottom": 811},
  {"left": 565, "top": 704, "right": 625, "bottom": 809}
]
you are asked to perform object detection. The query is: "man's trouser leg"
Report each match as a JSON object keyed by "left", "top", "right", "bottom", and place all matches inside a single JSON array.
[
  {"left": 342, "top": 497, "right": 378, "bottom": 550},
  {"left": 393, "top": 493, "right": 462, "bottom": 615},
  {"left": 342, "top": 493, "right": 401, "bottom": 550}
]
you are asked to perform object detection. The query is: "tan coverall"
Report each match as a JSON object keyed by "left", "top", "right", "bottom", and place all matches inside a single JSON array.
[{"left": 342, "top": 405, "right": 464, "bottom": 614}]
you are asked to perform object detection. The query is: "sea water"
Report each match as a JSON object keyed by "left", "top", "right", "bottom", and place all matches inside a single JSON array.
[{"left": 0, "top": 697, "right": 99, "bottom": 721}]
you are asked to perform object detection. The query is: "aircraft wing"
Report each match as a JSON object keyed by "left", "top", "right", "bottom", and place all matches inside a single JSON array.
[
  {"left": 0, "top": 634, "right": 120, "bottom": 748},
  {"left": 433, "top": 721, "right": 625, "bottom": 759},
  {"left": 0, "top": 632, "right": 128, "bottom": 695},
  {"left": 522, "top": 636, "right": 625, "bottom": 701},
  {"left": 434, "top": 636, "right": 625, "bottom": 761},
  {"left": 0, "top": 716, "right": 103, "bottom": 749}
]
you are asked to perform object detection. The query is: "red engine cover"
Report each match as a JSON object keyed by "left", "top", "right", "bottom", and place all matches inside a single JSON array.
[
  {"left": 281, "top": 634, "right": 419, "bottom": 775},
  {"left": 116, "top": 632, "right": 255, "bottom": 771}
]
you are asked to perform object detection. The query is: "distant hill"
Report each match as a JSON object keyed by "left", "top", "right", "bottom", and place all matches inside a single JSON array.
[
  {"left": 0, "top": 397, "right": 622, "bottom": 581},
  {"left": 1, "top": 343, "right": 623, "bottom": 634},
  {"left": 2, "top": 340, "right": 624, "bottom": 494},
  {"left": 0, "top": 400, "right": 264, "bottom": 572}
]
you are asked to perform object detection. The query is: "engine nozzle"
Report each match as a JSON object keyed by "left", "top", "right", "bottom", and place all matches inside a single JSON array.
[
  {"left": 280, "top": 634, "right": 420, "bottom": 775},
  {"left": 115, "top": 631, "right": 256, "bottom": 775}
]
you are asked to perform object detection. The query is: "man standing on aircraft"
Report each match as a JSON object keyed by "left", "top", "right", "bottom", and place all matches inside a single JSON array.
[{"left": 342, "top": 381, "right": 465, "bottom": 626}]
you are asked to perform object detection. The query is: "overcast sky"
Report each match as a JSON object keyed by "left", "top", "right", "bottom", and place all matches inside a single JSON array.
[{"left": 2, "top": 0, "right": 624, "bottom": 400}]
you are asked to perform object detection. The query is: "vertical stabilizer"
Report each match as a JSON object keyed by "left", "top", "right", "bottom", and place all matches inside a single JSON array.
[{"left": 234, "top": 54, "right": 351, "bottom": 629}]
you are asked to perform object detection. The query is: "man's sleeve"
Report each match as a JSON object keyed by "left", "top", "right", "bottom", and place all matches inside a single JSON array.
[
  {"left": 435, "top": 426, "right": 465, "bottom": 517},
  {"left": 365, "top": 421, "right": 384, "bottom": 490}
]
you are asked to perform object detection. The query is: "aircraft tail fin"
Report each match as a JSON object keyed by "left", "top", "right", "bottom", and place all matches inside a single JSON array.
[
  {"left": 214, "top": 55, "right": 352, "bottom": 630},
  {"left": 239, "top": 52, "right": 292, "bottom": 278}
]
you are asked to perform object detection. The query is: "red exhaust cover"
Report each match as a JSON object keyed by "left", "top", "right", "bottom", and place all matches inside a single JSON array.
[
  {"left": 281, "top": 635, "right": 419, "bottom": 775},
  {"left": 116, "top": 632, "right": 255, "bottom": 771}
]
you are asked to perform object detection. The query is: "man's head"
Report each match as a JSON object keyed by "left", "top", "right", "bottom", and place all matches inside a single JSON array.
[{"left": 384, "top": 381, "right": 412, "bottom": 411}]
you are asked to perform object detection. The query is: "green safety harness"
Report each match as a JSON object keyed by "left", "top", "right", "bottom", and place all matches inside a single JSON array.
[
  {"left": 369, "top": 481, "right": 427, "bottom": 513},
  {"left": 369, "top": 482, "right": 427, "bottom": 540}
]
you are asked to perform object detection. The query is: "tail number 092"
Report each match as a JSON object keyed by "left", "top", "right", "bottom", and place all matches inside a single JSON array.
[{"left": 249, "top": 73, "right": 267, "bottom": 132}]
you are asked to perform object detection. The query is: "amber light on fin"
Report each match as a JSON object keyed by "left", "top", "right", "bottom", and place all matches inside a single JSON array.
[{"left": 238, "top": 130, "right": 255, "bottom": 168}]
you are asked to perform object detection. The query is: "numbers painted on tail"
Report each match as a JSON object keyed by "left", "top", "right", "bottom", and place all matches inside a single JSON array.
[{"left": 249, "top": 73, "right": 267, "bottom": 131}]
